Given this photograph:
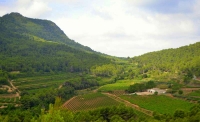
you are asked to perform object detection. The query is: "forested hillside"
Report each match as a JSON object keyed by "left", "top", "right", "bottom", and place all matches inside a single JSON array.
[
  {"left": 130, "top": 42, "right": 200, "bottom": 79},
  {"left": 0, "top": 13, "right": 111, "bottom": 75},
  {"left": 0, "top": 12, "right": 93, "bottom": 51}
]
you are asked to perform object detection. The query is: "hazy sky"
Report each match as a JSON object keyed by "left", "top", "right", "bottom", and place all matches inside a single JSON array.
[{"left": 1, "top": 0, "right": 200, "bottom": 57}]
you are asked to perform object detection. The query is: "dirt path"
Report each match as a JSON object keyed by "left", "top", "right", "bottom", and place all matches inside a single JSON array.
[
  {"left": 62, "top": 96, "right": 78, "bottom": 108},
  {"left": 58, "top": 84, "right": 62, "bottom": 89},
  {"left": 93, "top": 86, "right": 103, "bottom": 93},
  {"left": 102, "top": 93, "right": 153, "bottom": 117},
  {"left": 8, "top": 80, "right": 21, "bottom": 99},
  {"left": 165, "top": 93, "right": 174, "bottom": 98},
  {"left": 8, "top": 80, "right": 17, "bottom": 91}
]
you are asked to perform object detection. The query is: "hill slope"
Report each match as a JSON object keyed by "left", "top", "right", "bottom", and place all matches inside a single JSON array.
[
  {"left": 130, "top": 42, "right": 200, "bottom": 79},
  {"left": 0, "top": 12, "right": 110, "bottom": 75},
  {"left": 0, "top": 12, "right": 93, "bottom": 52}
]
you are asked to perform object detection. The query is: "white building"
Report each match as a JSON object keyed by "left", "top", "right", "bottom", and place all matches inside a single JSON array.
[{"left": 147, "top": 88, "right": 166, "bottom": 94}]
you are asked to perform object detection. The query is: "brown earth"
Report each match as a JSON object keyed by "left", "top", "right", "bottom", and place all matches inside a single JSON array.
[{"left": 181, "top": 88, "right": 200, "bottom": 95}]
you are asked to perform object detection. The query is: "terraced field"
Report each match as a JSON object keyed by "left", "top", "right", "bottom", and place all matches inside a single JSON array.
[
  {"left": 62, "top": 92, "right": 121, "bottom": 111},
  {"left": 0, "top": 80, "right": 21, "bottom": 108},
  {"left": 0, "top": 73, "right": 79, "bottom": 108},
  {"left": 0, "top": 95, "right": 20, "bottom": 108},
  {"left": 13, "top": 73, "right": 79, "bottom": 92}
]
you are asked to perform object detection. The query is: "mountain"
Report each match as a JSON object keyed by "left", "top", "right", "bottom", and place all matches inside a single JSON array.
[
  {"left": 130, "top": 42, "right": 200, "bottom": 78},
  {"left": 0, "top": 12, "right": 110, "bottom": 75},
  {"left": 1, "top": 12, "right": 93, "bottom": 52}
]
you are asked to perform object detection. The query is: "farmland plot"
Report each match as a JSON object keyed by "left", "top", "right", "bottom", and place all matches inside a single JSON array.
[
  {"left": 63, "top": 92, "right": 120, "bottom": 111},
  {"left": 120, "top": 95, "right": 194, "bottom": 115},
  {"left": 13, "top": 73, "right": 80, "bottom": 91},
  {"left": 98, "top": 80, "right": 142, "bottom": 91},
  {"left": 187, "top": 89, "right": 200, "bottom": 97}
]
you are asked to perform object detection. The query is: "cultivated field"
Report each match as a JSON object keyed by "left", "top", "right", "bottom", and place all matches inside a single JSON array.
[
  {"left": 98, "top": 80, "right": 143, "bottom": 91},
  {"left": 13, "top": 73, "right": 79, "bottom": 92},
  {"left": 120, "top": 95, "right": 195, "bottom": 114},
  {"left": 62, "top": 92, "right": 121, "bottom": 111},
  {"left": 188, "top": 92, "right": 200, "bottom": 98},
  {"left": 0, "top": 97, "right": 20, "bottom": 108}
]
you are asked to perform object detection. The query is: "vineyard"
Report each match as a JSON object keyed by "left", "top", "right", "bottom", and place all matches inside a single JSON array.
[
  {"left": 0, "top": 73, "right": 81, "bottom": 108},
  {"left": 62, "top": 92, "right": 120, "bottom": 111},
  {"left": 62, "top": 78, "right": 198, "bottom": 116},
  {"left": 120, "top": 95, "right": 194, "bottom": 114}
]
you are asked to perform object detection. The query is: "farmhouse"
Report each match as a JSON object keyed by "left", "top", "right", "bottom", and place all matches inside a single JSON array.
[
  {"left": 129, "top": 88, "right": 167, "bottom": 95},
  {"left": 147, "top": 88, "right": 166, "bottom": 94}
]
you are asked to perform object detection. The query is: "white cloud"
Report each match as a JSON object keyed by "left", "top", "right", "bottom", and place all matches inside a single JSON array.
[
  {"left": 52, "top": 0, "right": 199, "bottom": 57},
  {"left": 16, "top": 0, "right": 52, "bottom": 18},
  {"left": 0, "top": 0, "right": 52, "bottom": 18}
]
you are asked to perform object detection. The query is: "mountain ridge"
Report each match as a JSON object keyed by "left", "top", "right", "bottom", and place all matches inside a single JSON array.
[
  {"left": 0, "top": 12, "right": 111, "bottom": 74},
  {"left": 1, "top": 12, "right": 93, "bottom": 52}
]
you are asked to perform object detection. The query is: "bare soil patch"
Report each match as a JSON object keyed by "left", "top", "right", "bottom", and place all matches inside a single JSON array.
[{"left": 181, "top": 88, "right": 200, "bottom": 95}]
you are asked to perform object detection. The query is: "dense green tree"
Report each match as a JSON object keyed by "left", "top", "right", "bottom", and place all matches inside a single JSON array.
[
  {"left": 178, "top": 90, "right": 183, "bottom": 95},
  {"left": 0, "top": 13, "right": 111, "bottom": 76},
  {"left": 127, "top": 81, "right": 156, "bottom": 93},
  {"left": 130, "top": 42, "right": 200, "bottom": 80},
  {"left": 91, "top": 64, "right": 123, "bottom": 77},
  {"left": 174, "top": 110, "right": 186, "bottom": 118}
]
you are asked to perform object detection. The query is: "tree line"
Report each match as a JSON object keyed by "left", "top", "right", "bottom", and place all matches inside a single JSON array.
[{"left": 127, "top": 80, "right": 156, "bottom": 93}]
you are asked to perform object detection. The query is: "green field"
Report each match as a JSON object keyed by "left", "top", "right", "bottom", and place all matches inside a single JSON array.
[
  {"left": 187, "top": 90, "right": 200, "bottom": 97},
  {"left": 13, "top": 73, "right": 81, "bottom": 91},
  {"left": 120, "top": 95, "right": 195, "bottom": 115},
  {"left": 64, "top": 92, "right": 121, "bottom": 111},
  {"left": 98, "top": 80, "right": 144, "bottom": 91},
  {"left": 14, "top": 73, "right": 77, "bottom": 84}
]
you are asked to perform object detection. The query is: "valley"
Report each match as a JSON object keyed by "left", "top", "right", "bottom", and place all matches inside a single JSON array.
[{"left": 0, "top": 12, "right": 200, "bottom": 121}]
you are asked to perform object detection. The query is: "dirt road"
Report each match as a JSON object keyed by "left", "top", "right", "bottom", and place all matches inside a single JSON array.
[
  {"left": 62, "top": 96, "right": 78, "bottom": 108},
  {"left": 8, "top": 80, "right": 20, "bottom": 99}
]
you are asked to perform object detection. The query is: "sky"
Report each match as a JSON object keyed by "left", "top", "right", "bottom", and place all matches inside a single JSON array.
[{"left": 0, "top": 0, "right": 200, "bottom": 57}]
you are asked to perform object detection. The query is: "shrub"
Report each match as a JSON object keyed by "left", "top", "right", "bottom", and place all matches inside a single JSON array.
[{"left": 178, "top": 90, "right": 183, "bottom": 95}]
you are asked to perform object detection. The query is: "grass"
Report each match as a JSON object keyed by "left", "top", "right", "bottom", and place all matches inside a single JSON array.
[
  {"left": 26, "top": 87, "right": 55, "bottom": 93},
  {"left": 4, "top": 98, "right": 10, "bottom": 103},
  {"left": 120, "top": 95, "right": 194, "bottom": 115},
  {"left": 0, "top": 98, "right": 4, "bottom": 102},
  {"left": 64, "top": 92, "right": 120, "bottom": 111},
  {"left": 17, "top": 81, "right": 61, "bottom": 91},
  {"left": 15, "top": 97, "right": 20, "bottom": 103},
  {"left": 99, "top": 80, "right": 144, "bottom": 91},
  {"left": 10, "top": 98, "right": 15, "bottom": 102},
  {"left": 187, "top": 90, "right": 200, "bottom": 97},
  {"left": 14, "top": 73, "right": 79, "bottom": 85},
  {"left": 14, "top": 79, "right": 65, "bottom": 86}
]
